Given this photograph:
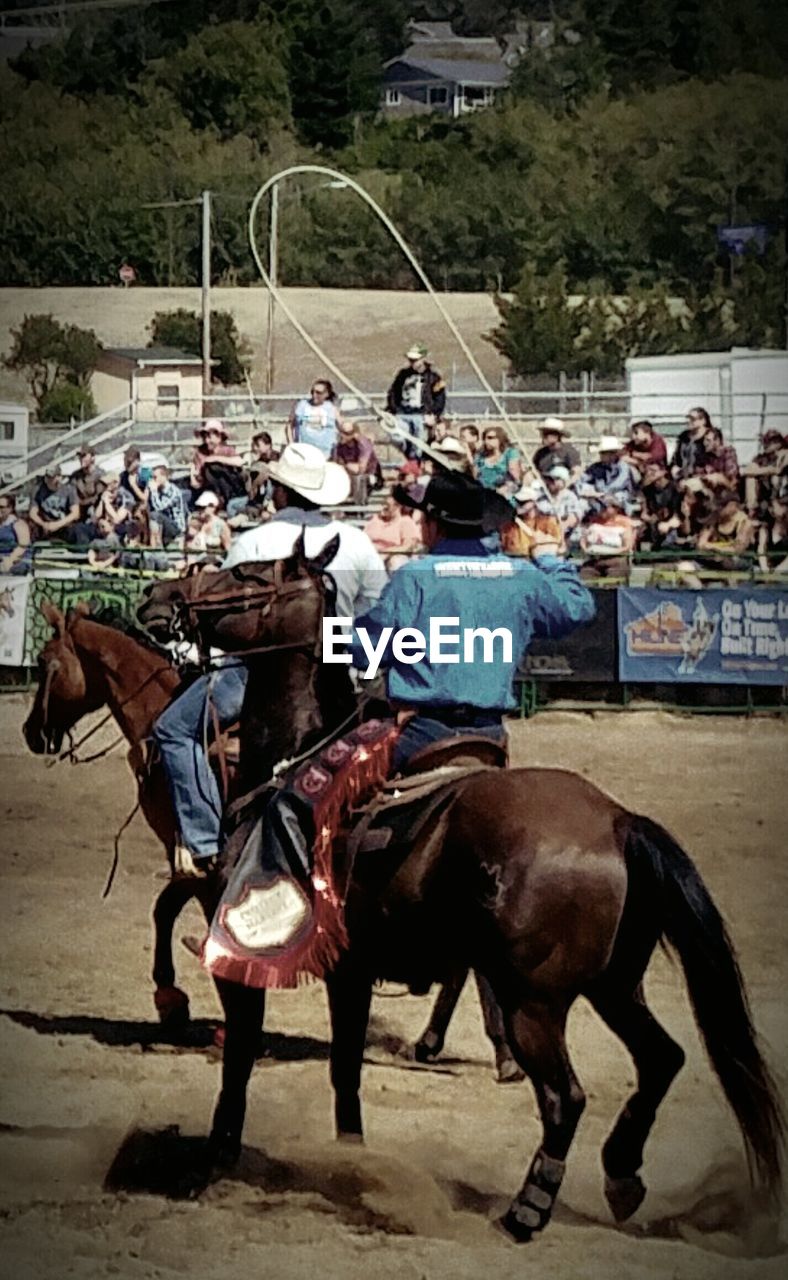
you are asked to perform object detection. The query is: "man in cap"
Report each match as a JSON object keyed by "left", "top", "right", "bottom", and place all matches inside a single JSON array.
[
  {"left": 349, "top": 472, "right": 595, "bottom": 772},
  {"left": 153, "top": 443, "right": 387, "bottom": 875},
  {"left": 386, "top": 343, "right": 446, "bottom": 460},
  {"left": 29, "top": 464, "right": 89, "bottom": 545},
  {"left": 544, "top": 465, "right": 586, "bottom": 544},
  {"left": 532, "top": 418, "right": 581, "bottom": 483}
]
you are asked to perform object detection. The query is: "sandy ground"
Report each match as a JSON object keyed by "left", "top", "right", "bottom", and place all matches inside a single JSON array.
[
  {"left": 0, "top": 287, "right": 507, "bottom": 406},
  {"left": 0, "top": 701, "right": 787, "bottom": 1279}
]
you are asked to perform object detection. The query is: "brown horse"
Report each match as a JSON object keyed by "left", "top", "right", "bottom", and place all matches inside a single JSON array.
[
  {"left": 139, "top": 547, "right": 784, "bottom": 1242},
  {"left": 22, "top": 600, "right": 213, "bottom": 1026}
]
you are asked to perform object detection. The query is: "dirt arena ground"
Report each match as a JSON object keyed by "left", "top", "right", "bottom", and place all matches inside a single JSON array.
[{"left": 0, "top": 701, "right": 786, "bottom": 1280}]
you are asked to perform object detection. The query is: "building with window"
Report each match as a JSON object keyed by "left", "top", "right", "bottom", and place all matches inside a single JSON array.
[
  {"left": 0, "top": 403, "right": 29, "bottom": 484},
  {"left": 91, "top": 347, "right": 206, "bottom": 420},
  {"left": 381, "top": 19, "right": 528, "bottom": 118}
]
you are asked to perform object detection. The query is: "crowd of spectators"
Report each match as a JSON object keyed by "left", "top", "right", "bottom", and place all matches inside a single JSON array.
[{"left": 5, "top": 367, "right": 788, "bottom": 583}]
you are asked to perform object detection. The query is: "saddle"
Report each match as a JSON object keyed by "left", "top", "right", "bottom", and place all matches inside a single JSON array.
[{"left": 347, "top": 734, "right": 508, "bottom": 864}]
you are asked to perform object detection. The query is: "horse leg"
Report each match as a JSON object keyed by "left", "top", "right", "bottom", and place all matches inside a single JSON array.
[
  {"left": 474, "top": 972, "right": 525, "bottom": 1084},
  {"left": 414, "top": 969, "right": 467, "bottom": 1062},
  {"left": 208, "top": 976, "right": 266, "bottom": 1168},
  {"left": 588, "top": 981, "right": 686, "bottom": 1222},
  {"left": 152, "top": 879, "right": 196, "bottom": 1028},
  {"left": 326, "top": 955, "right": 372, "bottom": 1141},
  {"left": 499, "top": 998, "right": 586, "bottom": 1242}
]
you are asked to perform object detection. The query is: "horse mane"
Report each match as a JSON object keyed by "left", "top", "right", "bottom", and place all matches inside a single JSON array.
[{"left": 85, "top": 605, "right": 174, "bottom": 661}]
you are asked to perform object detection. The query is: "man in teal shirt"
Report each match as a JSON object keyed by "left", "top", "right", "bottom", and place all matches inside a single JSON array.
[{"left": 349, "top": 472, "right": 595, "bottom": 770}]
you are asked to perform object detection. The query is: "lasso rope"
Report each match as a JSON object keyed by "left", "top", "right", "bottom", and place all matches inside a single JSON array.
[{"left": 248, "top": 164, "right": 561, "bottom": 525}]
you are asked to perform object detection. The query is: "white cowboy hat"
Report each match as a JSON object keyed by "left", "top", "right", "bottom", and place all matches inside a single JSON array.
[
  {"left": 267, "top": 443, "right": 350, "bottom": 506},
  {"left": 593, "top": 435, "right": 624, "bottom": 452},
  {"left": 434, "top": 437, "right": 466, "bottom": 457},
  {"left": 514, "top": 483, "right": 541, "bottom": 503},
  {"left": 545, "top": 464, "right": 570, "bottom": 483},
  {"left": 540, "top": 416, "right": 570, "bottom": 436},
  {"left": 195, "top": 490, "right": 220, "bottom": 507}
]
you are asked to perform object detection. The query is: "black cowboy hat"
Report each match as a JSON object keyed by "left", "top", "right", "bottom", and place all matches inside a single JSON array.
[{"left": 393, "top": 471, "right": 513, "bottom": 534}]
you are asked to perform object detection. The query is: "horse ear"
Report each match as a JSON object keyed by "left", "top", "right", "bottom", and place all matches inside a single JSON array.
[
  {"left": 41, "top": 601, "right": 66, "bottom": 637},
  {"left": 291, "top": 528, "right": 307, "bottom": 564},
  {"left": 68, "top": 601, "right": 91, "bottom": 624},
  {"left": 308, "top": 533, "right": 340, "bottom": 575}
]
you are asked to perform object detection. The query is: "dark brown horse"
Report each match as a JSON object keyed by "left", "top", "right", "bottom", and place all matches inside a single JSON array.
[
  {"left": 139, "top": 547, "right": 784, "bottom": 1242},
  {"left": 22, "top": 600, "right": 216, "bottom": 1026}
]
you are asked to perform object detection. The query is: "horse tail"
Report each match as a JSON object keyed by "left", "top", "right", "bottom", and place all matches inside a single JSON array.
[{"left": 624, "top": 813, "right": 784, "bottom": 1203}]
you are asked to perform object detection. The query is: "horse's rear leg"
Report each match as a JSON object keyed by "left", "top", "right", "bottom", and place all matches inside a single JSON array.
[
  {"left": 152, "top": 879, "right": 196, "bottom": 1027},
  {"left": 475, "top": 972, "right": 525, "bottom": 1084},
  {"left": 500, "top": 999, "right": 586, "bottom": 1242},
  {"left": 208, "top": 977, "right": 266, "bottom": 1167},
  {"left": 326, "top": 955, "right": 372, "bottom": 1141},
  {"left": 414, "top": 969, "right": 467, "bottom": 1062},
  {"left": 588, "top": 981, "right": 685, "bottom": 1222}
]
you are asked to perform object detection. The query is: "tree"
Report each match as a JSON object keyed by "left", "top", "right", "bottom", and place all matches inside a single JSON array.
[
  {"left": 38, "top": 383, "right": 97, "bottom": 424},
  {"left": 149, "top": 308, "right": 250, "bottom": 385},
  {"left": 489, "top": 262, "right": 588, "bottom": 377},
  {"left": 3, "top": 314, "right": 102, "bottom": 414}
]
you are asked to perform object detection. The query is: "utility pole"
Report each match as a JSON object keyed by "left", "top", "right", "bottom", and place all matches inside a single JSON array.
[
  {"left": 265, "top": 182, "right": 279, "bottom": 395},
  {"left": 201, "top": 188, "right": 212, "bottom": 399}
]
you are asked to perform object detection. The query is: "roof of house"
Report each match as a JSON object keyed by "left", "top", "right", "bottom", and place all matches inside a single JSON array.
[
  {"left": 385, "top": 56, "right": 511, "bottom": 86},
  {"left": 103, "top": 346, "right": 204, "bottom": 367}
]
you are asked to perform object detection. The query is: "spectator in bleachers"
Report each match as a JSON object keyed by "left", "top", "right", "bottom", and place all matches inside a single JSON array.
[
  {"left": 71, "top": 446, "right": 104, "bottom": 522},
  {"left": 623, "top": 420, "right": 668, "bottom": 477},
  {"left": 579, "top": 494, "right": 638, "bottom": 577},
  {"left": 578, "top": 436, "right": 639, "bottom": 514},
  {"left": 640, "top": 461, "right": 683, "bottom": 549},
  {"left": 148, "top": 464, "right": 187, "bottom": 548},
  {"left": 696, "top": 492, "right": 755, "bottom": 566},
  {"left": 184, "top": 491, "right": 232, "bottom": 557},
  {"left": 288, "top": 379, "right": 343, "bottom": 459},
  {"left": 698, "top": 425, "right": 739, "bottom": 492},
  {"left": 532, "top": 418, "right": 582, "bottom": 482},
  {"left": 190, "top": 419, "right": 245, "bottom": 509},
  {"left": 501, "top": 483, "right": 563, "bottom": 557},
  {"left": 475, "top": 425, "right": 523, "bottom": 499},
  {"left": 87, "top": 472, "right": 131, "bottom": 542},
  {"left": 247, "top": 430, "right": 278, "bottom": 506},
  {"left": 757, "top": 495, "right": 788, "bottom": 574},
  {"left": 29, "top": 464, "right": 89, "bottom": 545},
  {"left": 0, "top": 493, "right": 31, "bottom": 574},
  {"left": 363, "top": 494, "right": 422, "bottom": 570},
  {"left": 332, "top": 419, "right": 382, "bottom": 505},
  {"left": 543, "top": 465, "right": 585, "bottom": 544},
  {"left": 460, "top": 424, "right": 480, "bottom": 459},
  {"left": 386, "top": 343, "right": 446, "bottom": 460},
  {"left": 742, "top": 430, "right": 788, "bottom": 513},
  {"left": 672, "top": 406, "right": 712, "bottom": 479},
  {"left": 120, "top": 446, "right": 151, "bottom": 508}
]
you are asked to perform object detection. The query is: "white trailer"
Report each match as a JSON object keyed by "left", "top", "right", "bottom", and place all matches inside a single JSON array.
[{"left": 625, "top": 348, "right": 788, "bottom": 464}]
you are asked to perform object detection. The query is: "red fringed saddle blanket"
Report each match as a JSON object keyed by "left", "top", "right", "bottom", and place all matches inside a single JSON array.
[{"left": 202, "top": 719, "right": 400, "bottom": 989}]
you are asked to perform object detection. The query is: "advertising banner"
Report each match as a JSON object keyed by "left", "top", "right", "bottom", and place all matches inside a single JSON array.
[
  {"left": 0, "top": 575, "right": 32, "bottom": 666},
  {"left": 523, "top": 589, "right": 617, "bottom": 682},
  {"left": 618, "top": 588, "right": 788, "bottom": 685}
]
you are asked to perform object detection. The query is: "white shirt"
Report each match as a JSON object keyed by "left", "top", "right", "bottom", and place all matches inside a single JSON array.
[{"left": 222, "top": 510, "right": 387, "bottom": 618}]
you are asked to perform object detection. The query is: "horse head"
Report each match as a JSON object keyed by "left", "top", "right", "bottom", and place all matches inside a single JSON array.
[
  {"left": 23, "top": 601, "right": 105, "bottom": 754},
  {"left": 138, "top": 533, "right": 340, "bottom": 657}
]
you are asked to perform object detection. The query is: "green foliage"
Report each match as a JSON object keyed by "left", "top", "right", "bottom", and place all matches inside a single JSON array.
[
  {"left": 4, "top": 314, "right": 102, "bottom": 413},
  {"left": 38, "top": 383, "right": 97, "bottom": 424},
  {"left": 149, "top": 309, "right": 251, "bottom": 386}
]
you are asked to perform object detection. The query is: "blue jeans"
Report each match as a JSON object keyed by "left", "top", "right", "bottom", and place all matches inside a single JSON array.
[
  {"left": 394, "top": 412, "right": 427, "bottom": 460},
  {"left": 153, "top": 664, "right": 249, "bottom": 859},
  {"left": 393, "top": 713, "right": 506, "bottom": 773}
]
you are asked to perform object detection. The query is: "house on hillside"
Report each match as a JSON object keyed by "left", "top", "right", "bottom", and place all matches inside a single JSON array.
[{"left": 381, "top": 19, "right": 538, "bottom": 118}]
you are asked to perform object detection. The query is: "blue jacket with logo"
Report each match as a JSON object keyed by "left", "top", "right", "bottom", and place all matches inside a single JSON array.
[{"left": 350, "top": 539, "right": 595, "bottom": 710}]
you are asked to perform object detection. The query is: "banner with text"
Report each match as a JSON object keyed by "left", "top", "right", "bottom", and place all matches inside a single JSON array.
[
  {"left": 0, "top": 576, "right": 32, "bottom": 666},
  {"left": 618, "top": 588, "right": 788, "bottom": 685}
]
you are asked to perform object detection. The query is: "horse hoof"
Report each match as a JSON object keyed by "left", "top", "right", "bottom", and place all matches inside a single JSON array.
[
  {"left": 154, "top": 986, "right": 190, "bottom": 1027},
  {"left": 498, "top": 1208, "right": 536, "bottom": 1243},
  {"left": 495, "top": 1051, "right": 525, "bottom": 1084},
  {"left": 605, "top": 1174, "right": 647, "bottom": 1222},
  {"left": 414, "top": 1033, "right": 442, "bottom": 1063}
]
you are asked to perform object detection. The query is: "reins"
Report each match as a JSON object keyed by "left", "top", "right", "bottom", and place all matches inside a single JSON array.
[{"left": 44, "top": 663, "right": 169, "bottom": 768}]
